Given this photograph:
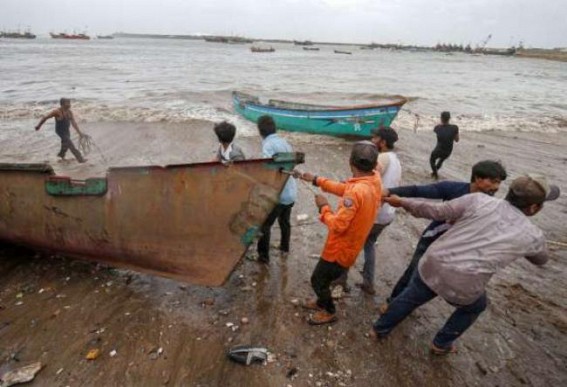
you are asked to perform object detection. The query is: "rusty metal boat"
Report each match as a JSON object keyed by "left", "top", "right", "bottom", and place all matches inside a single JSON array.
[{"left": 0, "top": 153, "right": 304, "bottom": 286}]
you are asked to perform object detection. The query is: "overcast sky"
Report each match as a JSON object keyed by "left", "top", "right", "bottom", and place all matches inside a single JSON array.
[{"left": 1, "top": 0, "right": 566, "bottom": 48}]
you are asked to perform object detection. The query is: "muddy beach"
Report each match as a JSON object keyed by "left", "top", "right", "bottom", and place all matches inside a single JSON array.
[{"left": 1, "top": 120, "right": 566, "bottom": 386}]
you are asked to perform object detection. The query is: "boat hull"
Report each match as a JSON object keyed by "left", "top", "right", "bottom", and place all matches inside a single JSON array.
[
  {"left": 233, "top": 92, "right": 405, "bottom": 137},
  {"left": 0, "top": 154, "right": 303, "bottom": 286}
]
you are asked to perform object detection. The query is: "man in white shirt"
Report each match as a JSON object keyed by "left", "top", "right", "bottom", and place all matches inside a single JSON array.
[
  {"left": 359, "top": 126, "right": 402, "bottom": 294},
  {"left": 334, "top": 127, "right": 402, "bottom": 295}
]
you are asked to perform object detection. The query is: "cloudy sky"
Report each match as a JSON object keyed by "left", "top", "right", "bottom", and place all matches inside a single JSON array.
[{"left": 1, "top": 0, "right": 566, "bottom": 48}]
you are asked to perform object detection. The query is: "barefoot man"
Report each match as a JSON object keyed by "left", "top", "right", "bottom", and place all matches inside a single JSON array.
[{"left": 35, "top": 98, "right": 87, "bottom": 163}]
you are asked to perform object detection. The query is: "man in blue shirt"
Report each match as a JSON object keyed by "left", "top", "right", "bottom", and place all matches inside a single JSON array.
[
  {"left": 380, "top": 160, "right": 507, "bottom": 313},
  {"left": 257, "top": 115, "right": 298, "bottom": 263}
]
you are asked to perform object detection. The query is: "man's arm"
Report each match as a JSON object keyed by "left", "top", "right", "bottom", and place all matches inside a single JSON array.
[
  {"left": 318, "top": 195, "right": 358, "bottom": 234},
  {"left": 454, "top": 126, "right": 460, "bottom": 143},
  {"left": 316, "top": 177, "right": 347, "bottom": 197},
  {"left": 387, "top": 182, "right": 446, "bottom": 199},
  {"left": 69, "top": 111, "right": 83, "bottom": 136},
  {"left": 299, "top": 172, "right": 346, "bottom": 197},
  {"left": 377, "top": 153, "right": 390, "bottom": 177},
  {"left": 525, "top": 237, "right": 548, "bottom": 266},
  {"left": 385, "top": 194, "right": 472, "bottom": 222},
  {"left": 35, "top": 110, "right": 58, "bottom": 131}
]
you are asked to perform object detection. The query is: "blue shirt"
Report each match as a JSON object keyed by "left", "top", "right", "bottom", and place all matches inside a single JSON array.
[
  {"left": 390, "top": 181, "right": 470, "bottom": 244},
  {"left": 262, "top": 133, "right": 297, "bottom": 205}
]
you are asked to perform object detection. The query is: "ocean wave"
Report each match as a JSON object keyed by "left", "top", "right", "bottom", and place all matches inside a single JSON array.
[{"left": 1, "top": 100, "right": 565, "bottom": 135}]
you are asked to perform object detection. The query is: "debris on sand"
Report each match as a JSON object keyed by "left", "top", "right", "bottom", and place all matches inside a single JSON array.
[
  {"left": 148, "top": 347, "right": 164, "bottom": 360},
  {"left": 227, "top": 346, "right": 268, "bottom": 366},
  {"left": 86, "top": 348, "right": 101, "bottom": 360},
  {"left": 0, "top": 361, "right": 44, "bottom": 387}
]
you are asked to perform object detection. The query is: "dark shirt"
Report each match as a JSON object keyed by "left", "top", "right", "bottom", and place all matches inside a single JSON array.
[
  {"left": 434, "top": 124, "right": 459, "bottom": 154},
  {"left": 55, "top": 111, "right": 71, "bottom": 134},
  {"left": 389, "top": 181, "right": 470, "bottom": 245}
]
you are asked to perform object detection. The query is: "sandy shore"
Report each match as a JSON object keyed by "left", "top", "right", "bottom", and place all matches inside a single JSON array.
[{"left": 1, "top": 120, "right": 566, "bottom": 386}]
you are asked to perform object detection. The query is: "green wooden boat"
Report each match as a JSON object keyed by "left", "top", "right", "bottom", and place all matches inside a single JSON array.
[{"left": 233, "top": 91, "right": 407, "bottom": 137}]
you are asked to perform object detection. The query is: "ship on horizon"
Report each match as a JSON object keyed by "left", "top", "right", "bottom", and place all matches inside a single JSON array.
[
  {"left": 50, "top": 32, "right": 90, "bottom": 40},
  {"left": 0, "top": 30, "right": 36, "bottom": 39}
]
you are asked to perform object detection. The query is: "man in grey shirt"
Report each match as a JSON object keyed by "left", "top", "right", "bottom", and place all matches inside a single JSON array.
[{"left": 372, "top": 174, "right": 560, "bottom": 354}]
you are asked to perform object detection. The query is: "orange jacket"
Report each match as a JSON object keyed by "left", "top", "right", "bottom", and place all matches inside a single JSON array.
[{"left": 316, "top": 173, "right": 382, "bottom": 268}]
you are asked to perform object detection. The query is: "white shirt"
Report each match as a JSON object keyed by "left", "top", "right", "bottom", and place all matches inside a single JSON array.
[
  {"left": 376, "top": 151, "right": 402, "bottom": 225},
  {"left": 401, "top": 193, "right": 548, "bottom": 305}
]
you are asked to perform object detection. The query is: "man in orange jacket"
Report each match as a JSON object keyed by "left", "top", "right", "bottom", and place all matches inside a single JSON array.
[{"left": 299, "top": 141, "right": 382, "bottom": 325}]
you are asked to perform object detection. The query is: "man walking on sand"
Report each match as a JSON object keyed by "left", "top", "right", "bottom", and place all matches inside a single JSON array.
[
  {"left": 35, "top": 98, "right": 87, "bottom": 163},
  {"left": 372, "top": 174, "right": 559, "bottom": 355},
  {"left": 380, "top": 160, "right": 507, "bottom": 313},
  {"left": 430, "top": 111, "right": 458, "bottom": 179},
  {"left": 299, "top": 141, "right": 381, "bottom": 325}
]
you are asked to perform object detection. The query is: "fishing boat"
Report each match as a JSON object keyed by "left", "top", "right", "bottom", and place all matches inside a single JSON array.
[
  {"left": 334, "top": 50, "right": 352, "bottom": 55},
  {"left": 0, "top": 153, "right": 304, "bottom": 286},
  {"left": 302, "top": 47, "right": 320, "bottom": 51},
  {"left": 96, "top": 35, "right": 114, "bottom": 40},
  {"left": 0, "top": 31, "right": 36, "bottom": 39},
  {"left": 251, "top": 46, "right": 275, "bottom": 53},
  {"left": 50, "top": 32, "right": 91, "bottom": 40},
  {"left": 233, "top": 91, "right": 407, "bottom": 138}
]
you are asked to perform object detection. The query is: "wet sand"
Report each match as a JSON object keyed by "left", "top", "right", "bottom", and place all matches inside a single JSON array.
[{"left": 1, "top": 121, "right": 566, "bottom": 386}]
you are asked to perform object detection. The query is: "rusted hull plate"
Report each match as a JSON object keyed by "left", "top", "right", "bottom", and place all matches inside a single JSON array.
[{"left": 0, "top": 153, "right": 304, "bottom": 286}]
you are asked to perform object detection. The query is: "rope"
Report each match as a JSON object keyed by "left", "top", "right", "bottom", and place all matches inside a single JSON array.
[
  {"left": 547, "top": 240, "right": 567, "bottom": 249},
  {"left": 78, "top": 134, "right": 109, "bottom": 165},
  {"left": 401, "top": 107, "right": 421, "bottom": 133},
  {"left": 282, "top": 170, "right": 320, "bottom": 195}
]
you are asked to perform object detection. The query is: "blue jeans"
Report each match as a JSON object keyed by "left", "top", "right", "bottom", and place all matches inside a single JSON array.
[
  {"left": 387, "top": 237, "right": 432, "bottom": 302},
  {"left": 374, "top": 271, "right": 488, "bottom": 349},
  {"left": 361, "top": 223, "right": 389, "bottom": 286}
]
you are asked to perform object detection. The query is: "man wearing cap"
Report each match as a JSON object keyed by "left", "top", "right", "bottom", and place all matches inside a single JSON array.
[
  {"left": 430, "top": 111, "right": 459, "bottom": 179},
  {"left": 299, "top": 141, "right": 382, "bottom": 325},
  {"left": 371, "top": 174, "right": 560, "bottom": 354}
]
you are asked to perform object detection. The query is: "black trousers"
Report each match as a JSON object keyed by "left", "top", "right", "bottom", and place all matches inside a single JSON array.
[
  {"left": 257, "top": 203, "right": 294, "bottom": 261},
  {"left": 429, "top": 148, "right": 451, "bottom": 174},
  {"left": 311, "top": 259, "right": 347, "bottom": 314},
  {"left": 56, "top": 127, "right": 84, "bottom": 161}
]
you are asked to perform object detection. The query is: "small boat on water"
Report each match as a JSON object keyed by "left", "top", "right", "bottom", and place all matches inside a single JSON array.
[
  {"left": 302, "top": 47, "right": 320, "bottom": 51},
  {"left": 233, "top": 91, "right": 406, "bottom": 138},
  {"left": 50, "top": 32, "right": 91, "bottom": 40},
  {"left": 0, "top": 31, "right": 36, "bottom": 39},
  {"left": 251, "top": 46, "right": 275, "bottom": 53},
  {"left": 294, "top": 40, "right": 313, "bottom": 46},
  {"left": 334, "top": 50, "right": 352, "bottom": 55},
  {"left": 96, "top": 35, "right": 114, "bottom": 40},
  {"left": 0, "top": 154, "right": 304, "bottom": 286}
]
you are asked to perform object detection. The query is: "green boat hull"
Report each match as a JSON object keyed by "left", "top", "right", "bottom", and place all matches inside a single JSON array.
[{"left": 233, "top": 92, "right": 406, "bottom": 137}]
